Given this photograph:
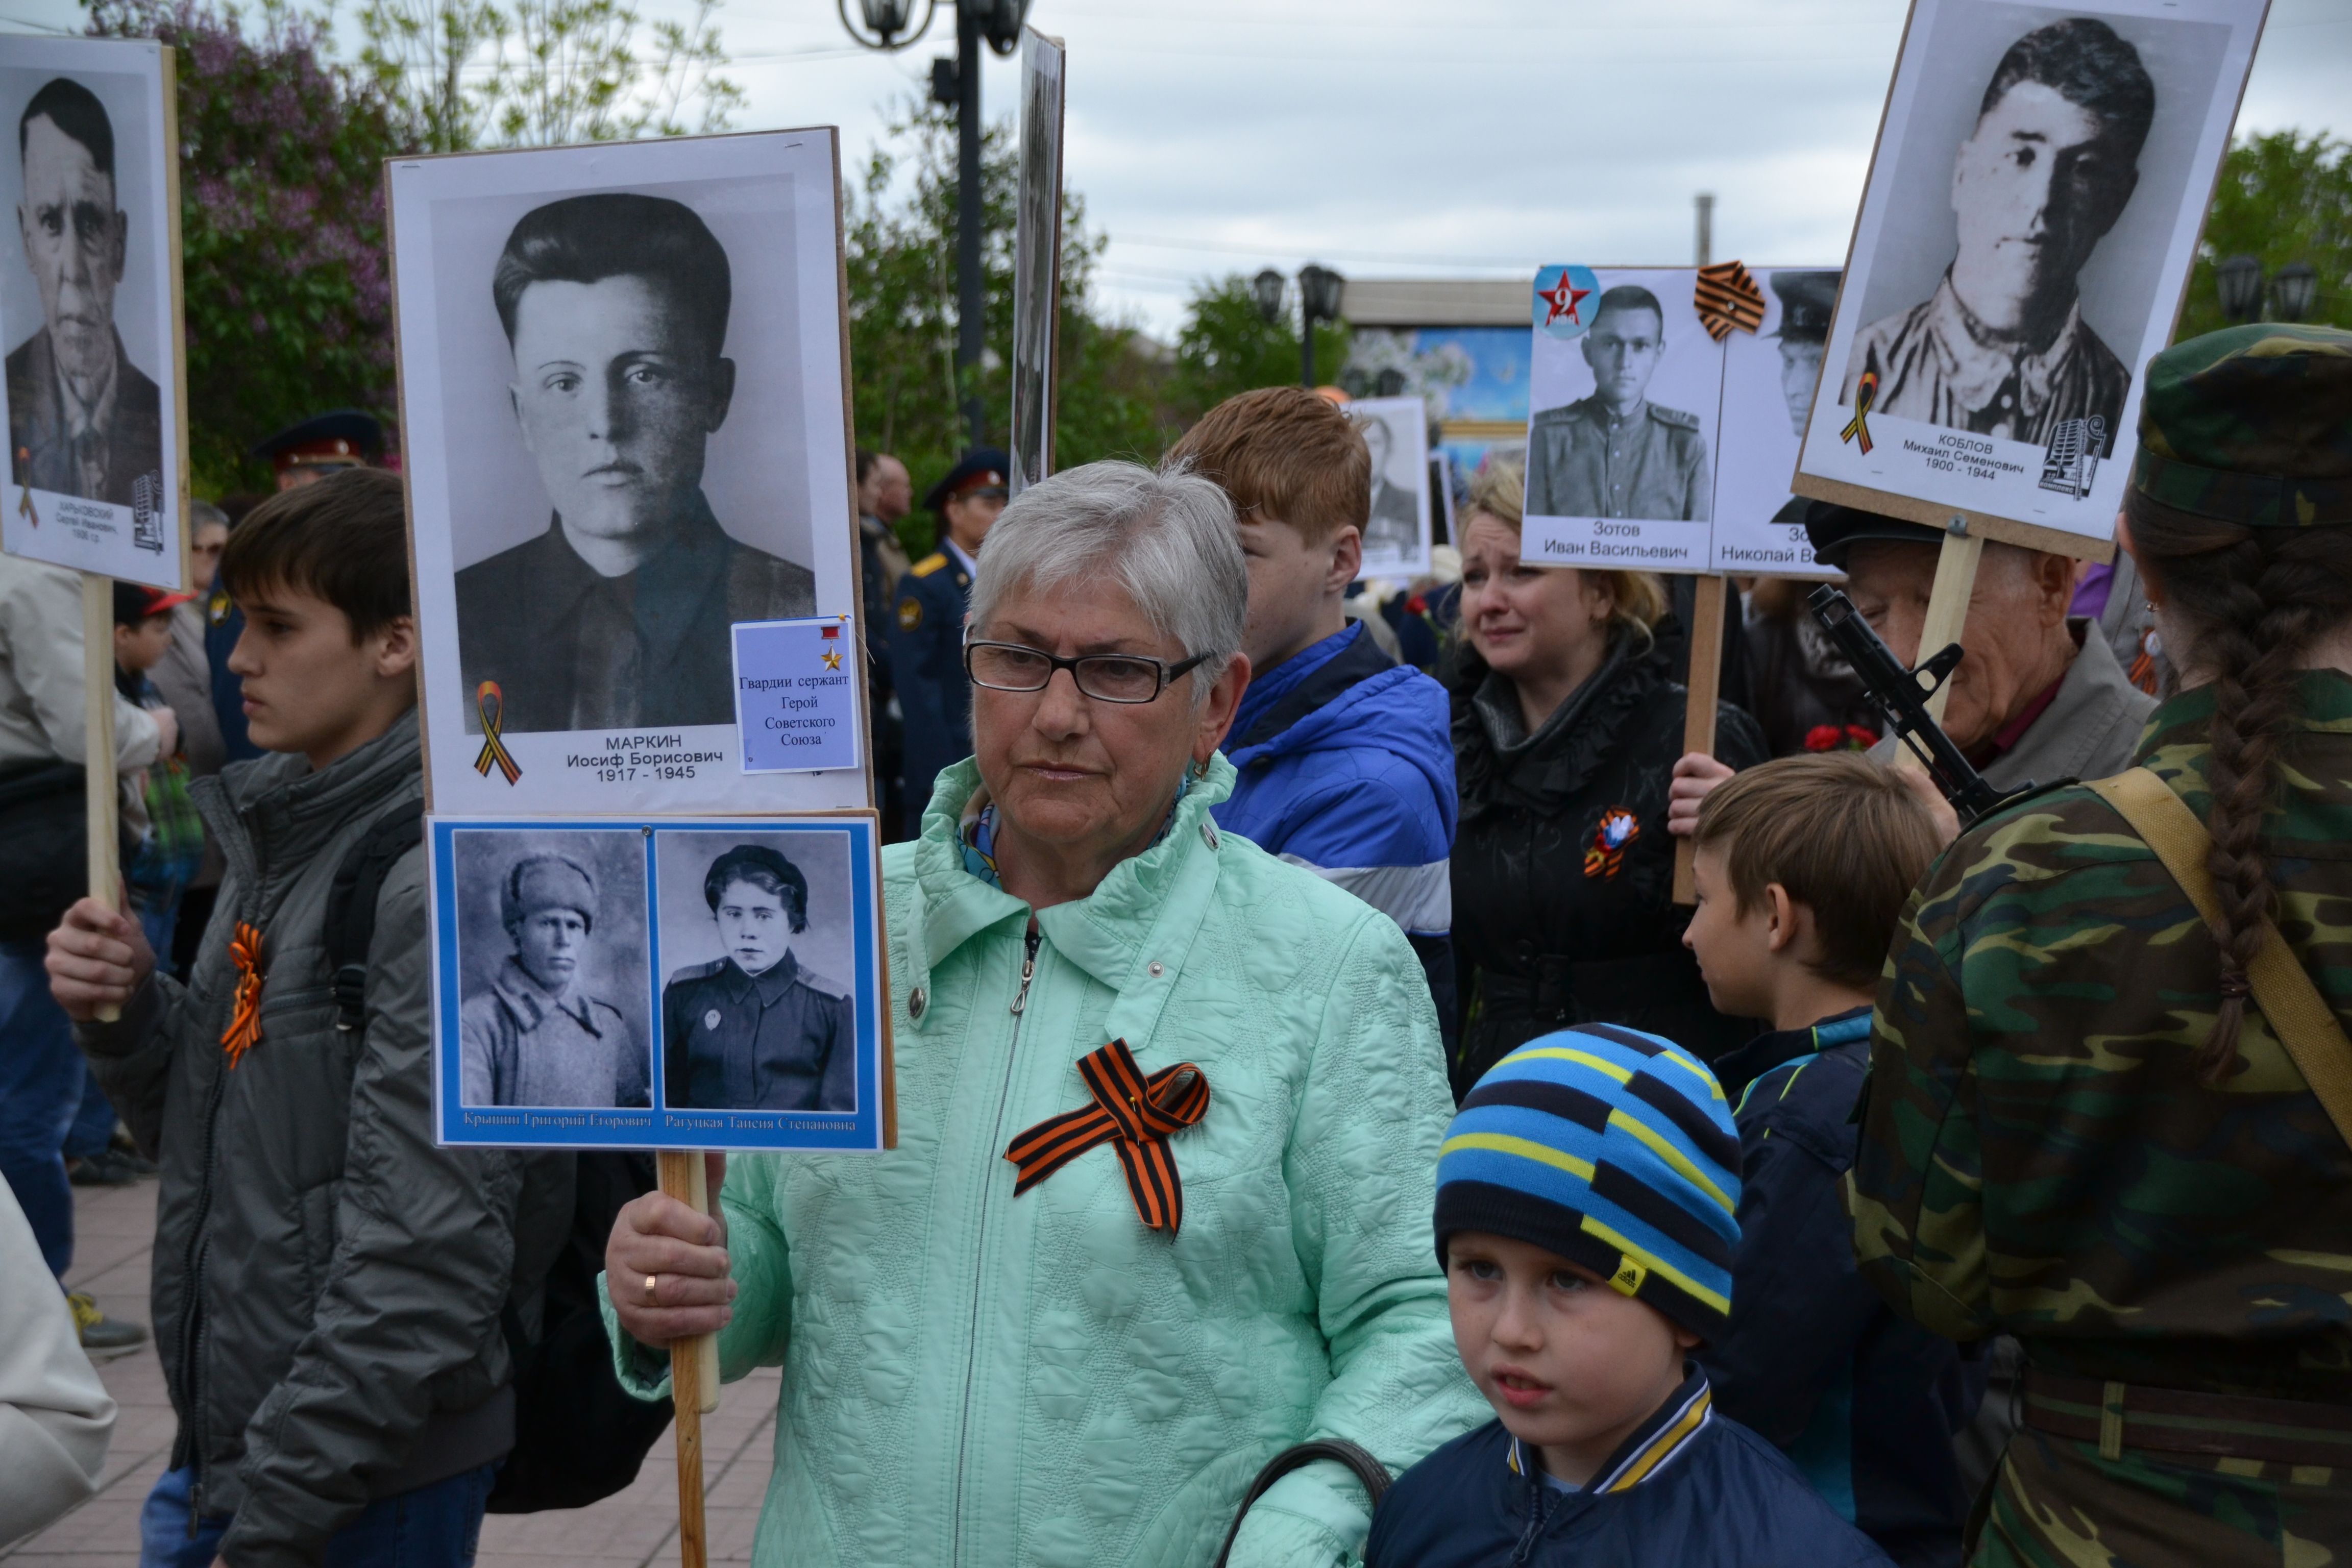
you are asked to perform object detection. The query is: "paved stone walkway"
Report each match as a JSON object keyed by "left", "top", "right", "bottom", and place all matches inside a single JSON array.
[{"left": 3, "top": 1179, "right": 779, "bottom": 1567}]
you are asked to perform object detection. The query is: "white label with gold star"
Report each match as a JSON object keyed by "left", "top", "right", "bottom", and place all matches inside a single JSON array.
[{"left": 731, "top": 615, "right": 863, "bottom": 775}]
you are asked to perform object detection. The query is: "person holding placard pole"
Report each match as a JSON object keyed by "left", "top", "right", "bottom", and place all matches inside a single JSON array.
[
  {"left": 606, "top": 459, "right": 1483, "bottom": 1567},
  {"left": 1448, "top": 457, "right": 1765, "bottom": 1094},
  {"left": 1853, "top": 326, "right": 2352, "bottom": 1562}
]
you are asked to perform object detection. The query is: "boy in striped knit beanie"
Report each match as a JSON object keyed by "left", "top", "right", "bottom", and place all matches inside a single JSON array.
[{"left": 1364, "top": 1023, "right": 1891, "bottom": 1567}]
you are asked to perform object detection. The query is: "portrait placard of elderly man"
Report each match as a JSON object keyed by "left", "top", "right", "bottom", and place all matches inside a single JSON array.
[
  {"left": 604, "top": 461, "right": 1484, "bottom": 1566},
  {"left": 460, "top": 851, "right": 648, "bottom": 1109},
  {"left": 8, "top": 75, "right": 162, "bottom": 506},
  {"left": 1843, "top": 18, "right": 2154, "bottom": 447},
  {"left": 454, "top": 192, "right": 816, "bottom": 734}
]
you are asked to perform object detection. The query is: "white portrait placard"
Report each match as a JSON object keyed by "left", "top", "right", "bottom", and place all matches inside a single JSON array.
[
  {"left": 0, "top": 36, "right": 186, "bottom": 589},
  {"left": 1710, "top": 267, "right": 1843, "bottom": 576},
  {"left": 390, "top": 130, "right": 866, "bottom": 816},
  {"left": 1010, "top": 29, "right": 1064, "bottom": 499},
  {"left": 1794, "top": 0, "right": 2270, "bottom": 556},
  {"left": 1351, "top": 393, "right": 1432, "bottom": 580},
  {"left": 1521, "top": 266, "right": 1724, "bottom": 573}
]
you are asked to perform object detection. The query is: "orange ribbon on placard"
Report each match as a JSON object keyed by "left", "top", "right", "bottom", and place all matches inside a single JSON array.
[
  {"left": 1004, "top": 1039, "right": 1211, "bottom": 1234},
  {"left": 472, "top": 681, "right": 522, "bottom": 785},
  {"left": 16, "top": 475, "right": 36, "bottom": 528},
  {"left": 1694, "top": 261, "right": 1766, "bottom": 341},
  {"left": 1842, "top": 372, "right": 1878, "bottom": 456},
  {"left": 222, "top": 922, "right": 265, "bottom": 1068}
]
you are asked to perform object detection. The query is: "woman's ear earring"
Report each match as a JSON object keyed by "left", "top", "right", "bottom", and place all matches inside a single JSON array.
[{"left": 1191, "top": 756, "right": 1212, "bottom": 780}]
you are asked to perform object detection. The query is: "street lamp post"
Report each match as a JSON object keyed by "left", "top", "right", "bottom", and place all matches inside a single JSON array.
[
  {"left": 2274, "top": 262, "right": 2320, "bottom": 324},
  {"left": 2217, "top": 254, "right": 2266, "bottom": 324},
  {"left": 842, "top": 0, "right": 1030, "bottom": 447},
  {"left": 1298, "top": 263, "right": 1345, "bottom": 387}
]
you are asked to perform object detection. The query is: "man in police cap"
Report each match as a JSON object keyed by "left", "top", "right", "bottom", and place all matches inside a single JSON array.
[
  {"left": 250, "top": 409, "right": 382, "bottom": 492},
  {"left": 459, "top": 850, "right": 647, "bottom": 1109},
  {"left": 892, "top": 448, "right": 1007, "bottom": 810},
  {"left": 664, "top": 842, "right": 853, "bottom": 1113},
  {"left": 1526, "top": 284, "right": 1710, "bottom": 523}
]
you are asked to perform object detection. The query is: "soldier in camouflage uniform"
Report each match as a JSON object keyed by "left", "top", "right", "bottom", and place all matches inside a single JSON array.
[{"left": 1850, "top": 324, "right": 2352, "bottom": 1567}]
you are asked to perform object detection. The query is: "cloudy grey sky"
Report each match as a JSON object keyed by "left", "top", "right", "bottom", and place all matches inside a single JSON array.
[{"left": 6, "top": 0, "right": 2343, "bottom": 335}]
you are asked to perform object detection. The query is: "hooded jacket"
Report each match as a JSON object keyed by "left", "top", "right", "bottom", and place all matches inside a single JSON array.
[
  {"left": 1449, "top": 634, "right": 1767, "bottom": 1093},
  {"left": 602, "top": 755, "right": 1487, "bottom": 1566},
  {"left": 1215, "top": 622, "right": 1457, "bottom": 1017},
  {"left": 77, "top": 715, "right": 569, "bottom": 1568},
  {"left": 1366, "top": 1375, "right": 1894, "bottom": 1568}
]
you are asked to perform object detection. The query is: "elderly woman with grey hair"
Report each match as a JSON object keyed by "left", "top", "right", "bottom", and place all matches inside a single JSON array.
[{"left": 604, "top": 460, "right": 1481, "bottom": 1566}]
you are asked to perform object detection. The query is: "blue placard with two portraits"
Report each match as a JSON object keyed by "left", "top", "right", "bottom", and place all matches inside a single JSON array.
[{"left": 427, "top": 813, "right": 889, "bottom": 1151}]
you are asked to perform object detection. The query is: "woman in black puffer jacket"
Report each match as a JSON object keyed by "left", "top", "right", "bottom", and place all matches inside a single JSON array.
[{"left": 1447, "top": 460, "right": 1767, "bottom": 1097}]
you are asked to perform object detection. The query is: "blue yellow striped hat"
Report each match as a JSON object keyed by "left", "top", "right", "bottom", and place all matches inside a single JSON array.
[{"left": 1435, "top": 1023, "right": 1741, "bottom": 1341}]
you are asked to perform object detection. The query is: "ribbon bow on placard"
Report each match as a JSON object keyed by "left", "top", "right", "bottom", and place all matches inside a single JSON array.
[
  {"left": 16, "top": 477, "right": 36, "bottom": 528},
  {"left": 1842, "top": 371, "right": 1878, "bottom": 456},
  {"left": 222, "top": 922, "right": 265, "bottom": 1068},
  {"left": 1694, "top": 261, "right": 1767, "bottom": 341},
  {"left": 1004, "top": 1039, "right": 1211, "bottom": 1233},
  {"left": 472, "top": 681, "right": 522, "bottom": 785}
]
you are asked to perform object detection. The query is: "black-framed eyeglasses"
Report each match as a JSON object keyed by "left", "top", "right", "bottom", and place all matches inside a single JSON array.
[{"left": 963, "top": 639, "right": 1211, "bottom": 704}]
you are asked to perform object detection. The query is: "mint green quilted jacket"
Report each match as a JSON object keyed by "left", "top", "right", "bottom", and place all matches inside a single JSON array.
[{"left": 603, "top": 756, "right": 1483, "bottom": 1565}]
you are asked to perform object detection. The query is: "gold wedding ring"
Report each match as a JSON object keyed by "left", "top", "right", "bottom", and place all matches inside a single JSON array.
[{"left": 644, "top": 1273, "right": 658, "bottom": 1304}]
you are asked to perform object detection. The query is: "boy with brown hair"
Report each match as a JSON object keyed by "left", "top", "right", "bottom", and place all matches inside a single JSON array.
[
  {"left": 1165, "top": 387, "right": 1456, "bottom": 1026},
  {"left": 1682, "top": 753, "right": 1978, "bottom": 1567},
  {"left": 46, "top": 469, "right": 565, "bottom": 1568}
]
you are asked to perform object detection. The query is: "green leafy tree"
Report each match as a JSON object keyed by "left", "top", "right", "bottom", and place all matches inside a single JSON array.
[
  {"left": 92, "top": 0, "right": 408, "bottom": 495},
  {"left": 1173, "top": 274, "right": 1350, "bottom": 414},
  {"left": 2178, "top": 130, "right": 2352, "bottom": 340},
  {"left": 846, "top": 95, "right": 1178, "bottom": 557}
]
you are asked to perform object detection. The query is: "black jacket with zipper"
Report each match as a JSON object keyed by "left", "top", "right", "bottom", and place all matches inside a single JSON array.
[
  {"left": 78, "top": 714, "right": 570, "bottom": 1567},
  {"left": 1448, "top": 631, "right": 1767, "bottom": 1096}
]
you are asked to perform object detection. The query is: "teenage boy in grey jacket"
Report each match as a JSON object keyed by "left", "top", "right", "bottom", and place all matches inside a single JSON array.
[{"left": 46, "top": 471, "right": 566, "bottom": 1568}]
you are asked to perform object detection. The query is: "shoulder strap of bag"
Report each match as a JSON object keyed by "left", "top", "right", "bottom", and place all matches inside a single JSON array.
[
  {"left": 2086, "top": 767, "right": 2352, "bottom": 1148},
  {"left": 324, "top": 798, "right": 426, "bottom": 1032},
  {"left": 1212, "top": 1438, "right": 1392, "bottom": 1568}
]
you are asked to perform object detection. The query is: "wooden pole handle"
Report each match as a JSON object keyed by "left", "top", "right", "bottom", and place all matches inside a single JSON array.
[
  {"left": 82, "top": 573, "right": 121, "bottom": 1024},
  {"left": 1672, "top": 575, "right": 1728, "bottom": 906},
  {"left": 659, "top": 1149, "right": 718, "bottom": 1568}
]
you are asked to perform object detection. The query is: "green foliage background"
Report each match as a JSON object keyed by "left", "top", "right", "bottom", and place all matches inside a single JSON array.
[{"left": 2177, "top": 131, "right": 2352, "bottom": 340}]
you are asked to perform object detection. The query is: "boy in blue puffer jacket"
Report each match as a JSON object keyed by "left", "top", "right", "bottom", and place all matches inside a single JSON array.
[
  {"left": 1366, "top": 1024, "right": 1892, "bottom": 1567},
  {"left": 1165, "top": 388, "right": 1457, "bottom": 1039}
]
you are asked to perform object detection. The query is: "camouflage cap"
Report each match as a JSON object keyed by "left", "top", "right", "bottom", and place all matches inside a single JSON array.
[{"left": 2131, "top": 323, "right": 2352, "bottom": 527}]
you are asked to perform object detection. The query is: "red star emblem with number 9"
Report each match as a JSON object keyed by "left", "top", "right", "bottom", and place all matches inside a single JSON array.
[{"left": 1537, "top": 272, "right": 1590, "bottom": 327}]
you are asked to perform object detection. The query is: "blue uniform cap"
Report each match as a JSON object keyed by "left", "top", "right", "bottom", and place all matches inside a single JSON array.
[{"left": 923, "top": 448, "right": 1011, "bottom": 513}]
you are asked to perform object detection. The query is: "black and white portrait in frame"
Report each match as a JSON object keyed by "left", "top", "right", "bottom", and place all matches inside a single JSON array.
[
  {"left": 652, "top": 826, "right": 859, "bottom": 1116},
  {"left": 392, "top": 131, "right": 866, "bottom": 817},
  {"left": 1798, "top": 0, "right": 2263, "bottom": 547},
  {"left": 0, "top": 36, "right": 181, "bottom": 586},
  {"left": 448, "top": 826, "right": 654, "bottom": 1112},
  {"left": 1351, "top": 394, "right": 1430, "bottom": 579},
  {"left": 1010, "top": 29, "right": 1064, "bottom": 498}
]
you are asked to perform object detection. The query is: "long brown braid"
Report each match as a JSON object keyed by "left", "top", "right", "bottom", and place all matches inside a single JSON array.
[{"left": 2126, "top": 488, "right": 2352, "bottom": 1080}]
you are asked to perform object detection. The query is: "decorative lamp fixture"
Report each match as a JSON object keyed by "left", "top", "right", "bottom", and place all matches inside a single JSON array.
[
  {"left": 2273, "top": 261, "right": 2320, "bottom": 324},
  {"left": 1252, "top": 268, "right": 1286, "bottom": 324},
  {"left": 1375, "top": 368, "right": 1408, "bottom": 398},
  {"left": 974, "top": 0, "right": 1031, "bottom": 54},
  {"left": 2217, "top": 254, "right": 2264, "bottom": 323},
  {"left": 839, "top": 0, "right": 935, "bottom": 50},
  {"left": 1300, "top": 264, "right": 1346, "bottom": 326}
]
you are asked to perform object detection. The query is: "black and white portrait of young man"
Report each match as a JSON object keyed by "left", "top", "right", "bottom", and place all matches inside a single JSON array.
[
  {"left": 1842, "top": 17, "right": 2154, "bottom": 446},
  {"left": 454, "top": 192, "right": 816, "bottom": 734}
]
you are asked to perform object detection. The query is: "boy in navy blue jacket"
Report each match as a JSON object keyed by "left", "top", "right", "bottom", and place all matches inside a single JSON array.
[
  {"left": 1164, "top": 389, "right": 1456, "bottom": 1036},
  {"left": 1367, "top": 1023, "right": 1891, "bottom": 1567},
  {"left": 1682, "top": 753, "right": 1981, "bottom": 1567}
]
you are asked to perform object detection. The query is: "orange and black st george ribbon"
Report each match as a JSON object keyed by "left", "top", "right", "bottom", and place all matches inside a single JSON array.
[{"left": 1004, "top": 1039, "right": 1211, "bottom": 1233}]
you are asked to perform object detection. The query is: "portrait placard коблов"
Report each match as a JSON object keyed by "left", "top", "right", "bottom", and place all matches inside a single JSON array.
[
  {"left": 0, "top": 36, "right": 184, "bottom": 588},
  {"left": 431, "top": 815, "right": 888, "bottom": 1151},
  {"left": 1521, "top": 265, "right": 1726, "bottom": 573},
  {"left": 1351, "top": 393, "right": 1432, "bottom": 580},
  {"left": 1795, "top": 0, "right": 2267, "bottom": 555},
  {"left": 391, "top": 131, "right": 868, "bottom": 817}
]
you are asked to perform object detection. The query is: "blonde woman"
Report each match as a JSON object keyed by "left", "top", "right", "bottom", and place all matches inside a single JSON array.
[{"left": 1446, "top": 458, "right": 1767, "bottom": 1094}]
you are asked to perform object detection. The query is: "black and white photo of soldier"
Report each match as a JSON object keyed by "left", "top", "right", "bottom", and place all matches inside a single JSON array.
[
  {"left": 454, "top": 192, "right": 816, "bottom": 734},
  {"left": 662, "top": 842, "right": 854, "bottom": 1113},
  {"left": 459, "top": 850, "right": 650, "bottom": 1109},
  {"left": 1842, "top": 18, "right": 2153, "bottom": 446},
  {"left": 1526, "top": 285, "right": 1710, "bottom": 523},
  {"left": 1360, "top": 411, "right": 1422, "bottom": 558},
  {"left": 1769, "top": 270, "right": 1840, "bottom": 527},
  {"left": 8, "top": 76, "right": 161, "bottom": 506}
]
